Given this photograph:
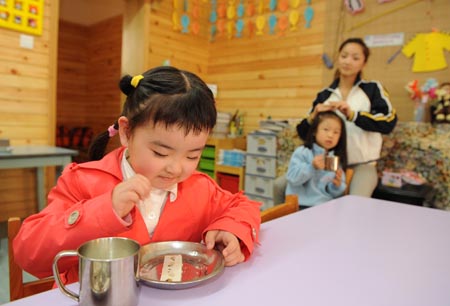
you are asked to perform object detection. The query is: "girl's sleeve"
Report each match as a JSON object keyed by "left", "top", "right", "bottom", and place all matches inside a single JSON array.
[
  {"left": 286, "top": 147, "right": 315, "bottom": 186},
  {"left": 13, "top": 166, "right": 128, "bottom": 278},
  {"left": 202, "top": 182, "right": 261, "bottom": 261}
]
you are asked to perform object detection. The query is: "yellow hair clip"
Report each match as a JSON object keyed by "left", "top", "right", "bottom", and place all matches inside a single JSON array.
[{"left": 131, "top": 75, "right": 144, "bottom": 88}]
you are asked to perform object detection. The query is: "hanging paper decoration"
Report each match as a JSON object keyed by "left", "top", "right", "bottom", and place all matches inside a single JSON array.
[
  {"left": 210, "top": 24, "right": 217, "bottom": 41},
  {"left": 247, "top": 19, "right": 256, "bottom": 38},
  {"left": 210, "top": 0, "right": 218, "bottom": 22},
  {"left": 235, "top": 19, "right": 244, "bottom": 37},
  {"left": 288, "top": 10, "right": 299, "bottom": 31},
  {"left": 237, "top": 1, "right": 245, "bottom": 18},
  {"left": 246, "top": 0, "right": 255, "bottom": 17},
  {"left": 278, "top": 0, "right": 289, "bottom": 12},
  {"left": 209, "top": 0, "right": 218, "bottom": 41},
  {"left": 257, "top": 0, "right": 264, "bottom": 14},
  {"left": 278, "top": 15, "right": 289, "bottom": 36},
  {"left": 304, "top": 4, "right": 314, "bottom": 28},
  {"left": 191, "top": 0, "right": 200, "bottom": 35},
  {"left": 269, "top": 15, "right": 277, "bottom": 35},
  {"left": 172, "top": 0, "right": 181, "bottom": 31},
  {"left": 290, "top": 0, "right": 301, "bottom": 9},
  {"left": 181, "top": 0, "right": 190, "bottom": 33},
  {"left": 218, "top": 1, "right": 226, "bottom": 18},
  {"left": 227, "top": 0, "right": 236, "bottom": 19},
  {"left": 345, "top": 0, "right": 364, "bottom": 15},
  {"left": 256, "top": 15, "right": 265, "bottom": 35},
  {"left": 226, "top": 20, "right": 234, "bottom": 39},
  {"left": 269, "top": 0, "right": 277, "bottom": 11},
  {"left": 217, "top": 18, "right": 226, "bottom": 37}
]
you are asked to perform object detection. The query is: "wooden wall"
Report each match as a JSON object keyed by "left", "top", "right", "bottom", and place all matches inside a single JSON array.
[
  {"left": 322, "top": 0, "right": 450, "bottom": 122},
  {"left": 207, "top": 1, "right": 326, "bottom": 133},
  {"left": 144, "top": 0, "right": 326, "bottom": 134},
  {"left": 57, "top": 16, "right": 123, "bottom": 136},
  {"left": 146, "top": 1, "right": 209, "bottom": 78},
  {"left": 0, "top": 0, "right": 59, "bottom": 221}
]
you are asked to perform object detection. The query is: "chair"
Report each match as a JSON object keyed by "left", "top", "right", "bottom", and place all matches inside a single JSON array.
[
  {"left": 8, "top": 217, "right": 54, "bottom": 301},
  {"left": 345, "top": 168, "right": 354, "bottom": 195},
  {"left": 261, "top": 194, "right": 299, "bottom": 223}
]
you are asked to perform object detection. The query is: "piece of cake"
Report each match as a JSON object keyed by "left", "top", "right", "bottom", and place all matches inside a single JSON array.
[{"left": 160, "top": 254, "right": 183, "bottom": 282}]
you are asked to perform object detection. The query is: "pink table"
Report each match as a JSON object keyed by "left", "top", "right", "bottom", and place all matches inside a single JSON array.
[{"left": 6, "top": 195, "right": 450, "bottom": 306}]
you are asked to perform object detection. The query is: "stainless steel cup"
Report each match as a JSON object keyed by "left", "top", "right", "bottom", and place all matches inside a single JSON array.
[
  {"left": 53, "top": 237, "right": 140, "bottom": 306},
  {"left": 324, "top": 155, "right": 339, "bottom": 171}
]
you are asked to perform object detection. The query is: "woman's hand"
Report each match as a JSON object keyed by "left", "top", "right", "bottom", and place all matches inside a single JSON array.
[
  {"left": 312, "top": 154, "right": 326, "bottom": 170},
  {"left": 111, "top": 174, "right": 151, "bottom": 218},
  {"left": 204, "top": 230, "right": 245, "bottom": 266},
  {"left": 310, "top": 103, "right": 337, "bottom": 121},
  {"left": 331, "top": 101, "right": 352, "bottom": 119},
  {"left": 332, "top": 168, "right": 343, "bottom": 187}
]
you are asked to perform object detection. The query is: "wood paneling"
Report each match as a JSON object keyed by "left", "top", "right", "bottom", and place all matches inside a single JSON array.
[{"left": 0, "top": 0, "right": 59, "bottom": 221}]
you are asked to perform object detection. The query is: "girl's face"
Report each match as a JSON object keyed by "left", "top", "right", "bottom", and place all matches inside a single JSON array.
[
  {"left": 119, "top": 117, "right": 209, "bottom": 189},
  {"left": 315, "top": 117, "right": 342, "bottom": 151},
  {"left": 337, "top": 42, "right": 366, "bottom": 78}
]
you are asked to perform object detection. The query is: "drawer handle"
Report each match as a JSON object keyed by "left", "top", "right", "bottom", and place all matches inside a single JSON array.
[
  {"left": 257, "top": 147, "right": 267, "bottom": 153},
  {"left": 255, "top": 187, "right": 265, "bottom": 193},
  {"left": 256, "top": 167, "right": 266, "bottom": 173}
]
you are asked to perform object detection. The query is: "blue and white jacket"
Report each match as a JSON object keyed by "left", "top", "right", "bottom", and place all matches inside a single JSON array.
[{"left": 297, "top": 76, "right": 397, "bottom": 165}]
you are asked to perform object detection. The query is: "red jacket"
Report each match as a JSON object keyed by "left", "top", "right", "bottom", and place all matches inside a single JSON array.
[{"left": 14, "top": 147, "right": 261, "bottom": 284}]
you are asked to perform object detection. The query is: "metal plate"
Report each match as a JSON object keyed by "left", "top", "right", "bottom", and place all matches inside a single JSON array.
[{"left": 139, "top": 241, "right": 225, "bottom": 290}]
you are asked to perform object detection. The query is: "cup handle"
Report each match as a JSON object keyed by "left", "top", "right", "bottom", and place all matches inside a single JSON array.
[{"left": 52, "top": 250, "right": 79, "bottom": 302}]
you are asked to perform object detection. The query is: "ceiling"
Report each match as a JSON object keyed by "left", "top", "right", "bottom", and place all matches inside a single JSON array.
[{"left": 59, "top": 0, "right": 125, "bottom": 26}]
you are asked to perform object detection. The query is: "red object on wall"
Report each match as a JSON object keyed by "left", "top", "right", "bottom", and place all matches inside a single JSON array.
[{"left": 216, "top": 172, "right": 239, "bottom": 194}]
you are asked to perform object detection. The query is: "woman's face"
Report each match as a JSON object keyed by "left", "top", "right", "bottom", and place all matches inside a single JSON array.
[
  {"left": 315, "top": 117, "right": 342, "bottom": 151},
  {"left": 337, "top": 42, "right": 366, "bottom": 78},
  {"left": 119, "top": 118, "right": 209, "bottom": 189}
]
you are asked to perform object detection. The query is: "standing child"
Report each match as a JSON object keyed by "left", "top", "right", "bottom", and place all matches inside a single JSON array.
[
  {"left": 286, "top": 111, "right": 347, "bottom": 207},
  {"left": 14, "top": 66, "right": 261, "bottom": 285}
]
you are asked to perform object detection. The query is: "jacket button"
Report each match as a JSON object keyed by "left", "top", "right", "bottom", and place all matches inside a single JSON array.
[{"left": 68, "top": 210, "right": 80, "bottom": 225}]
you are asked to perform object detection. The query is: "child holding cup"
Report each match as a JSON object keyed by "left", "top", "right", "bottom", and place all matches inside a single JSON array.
[{"left": 285, "top": 111, "right": 347, "bottom": 208}]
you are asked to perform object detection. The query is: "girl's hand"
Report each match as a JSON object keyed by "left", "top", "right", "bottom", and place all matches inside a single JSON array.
[
  {"left": 332, "top": 168, "right": 343, "bottom": 187},
  {"left": 111, "top": 174, "right": 151, "bottom": 218},
  {"left": 312, "top": 154, "right": 326, "bottom": 170},
  {"left": 204, "top": 230, "right": 245, "bottom": 266}
]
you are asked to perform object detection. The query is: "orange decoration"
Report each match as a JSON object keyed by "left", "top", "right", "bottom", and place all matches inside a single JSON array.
[
  {"left": 218, "top": 2, "right": 226, "bottom": 18},
  {"left": 192, "top": 21, "right": 200, "bottom": 35},
  {"left": 278, "top": 15, "right": 288, "bottom": 36},
  {"left": 279, "top": 0, "right": 289, "bottom": 12}
]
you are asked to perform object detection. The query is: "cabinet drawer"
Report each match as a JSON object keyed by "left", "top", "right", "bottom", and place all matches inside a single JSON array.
[
  {"left": 199, "top": 158, "right": 215, "bottom": 171},
  {"left": 245, "top": 155, "right": 277, "bottom": 178},
  {"left": 245, "top": 175, "right": 274, "bottom": 198},
  {"left": 247, "top": 133, "right": 277, "bottom": 156},
  {"left": 245, "top": 193, "right": 274, "bottom": 211},
  {"left": 201, "top": 146, "right": 215, "bottom": 159}
]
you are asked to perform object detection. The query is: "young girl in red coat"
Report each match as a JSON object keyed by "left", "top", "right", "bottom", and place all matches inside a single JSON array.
[{"left": 14, "top": 66, "right": 261, "bottom": 285}]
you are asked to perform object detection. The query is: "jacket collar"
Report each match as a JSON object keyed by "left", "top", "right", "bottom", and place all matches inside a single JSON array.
[
  {"left": 328, "top": 73, "right": 362, "bottom": 90},
  {"left": 75, "top": 147, "right": 126, "bottom": 180}
]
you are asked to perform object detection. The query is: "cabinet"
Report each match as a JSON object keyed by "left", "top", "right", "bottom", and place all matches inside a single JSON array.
[
  {"left": 198, "top": 137, "right": 246, "bottom": 192},
  {"left": 244, "top": 131, "right": 277, "bottom": 210}
]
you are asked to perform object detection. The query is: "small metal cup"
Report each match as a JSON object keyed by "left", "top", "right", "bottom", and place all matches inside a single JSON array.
[
  {"left": 324, "top": 156, "right": 339, "bottom": 171},
  {"left": 53, "top": 237, "right": 140, "bottom": 306}
]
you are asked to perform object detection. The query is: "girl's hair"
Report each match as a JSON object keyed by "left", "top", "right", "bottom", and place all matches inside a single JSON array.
[
  {"left": 88, "top": 66, "right": 217, "bottom": 161},
  {"left": 334, "top": 37, "right": 370, "bottom": 80},
  {"left": 304, "top": 111, "right": 348, "bottom": 170}
]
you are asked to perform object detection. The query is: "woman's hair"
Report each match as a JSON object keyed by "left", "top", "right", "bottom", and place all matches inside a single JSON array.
[
  {"left": 88, "top": 66, "right": 217, "bottom": 161},
  {"left": 304, "top": 111, "right": 348, "bottom": 170},
  {"left": 334, "top": 37, "right": 370, "bottom": 80}
]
